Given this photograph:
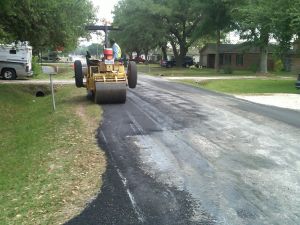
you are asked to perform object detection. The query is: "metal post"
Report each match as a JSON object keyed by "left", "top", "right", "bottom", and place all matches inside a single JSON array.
[
  {"left": 105, "top": 25, "right": 109, "bottom": 48},
  {"left": 49, "top": 74, "right": 56, "bottom": 111},
  {"left": 97, "top": 45, "right": 98, "bottom": 58}
]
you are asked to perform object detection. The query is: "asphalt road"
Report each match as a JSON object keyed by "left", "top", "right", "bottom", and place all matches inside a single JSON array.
[{"left": 66, "top": 74, "right": 300, "bottom": 225}]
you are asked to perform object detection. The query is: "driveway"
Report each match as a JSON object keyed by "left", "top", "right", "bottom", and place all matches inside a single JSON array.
[
  {"left": 67, "top": 75, "right": 300, "bottom": 225},
  {"left": 234, "top": 93, "right": 300, "bottom": 111}
]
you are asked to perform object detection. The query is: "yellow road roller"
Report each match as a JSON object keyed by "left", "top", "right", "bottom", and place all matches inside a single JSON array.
[{"left": 74, "top": 25, "right": 137, "bottom": 104}]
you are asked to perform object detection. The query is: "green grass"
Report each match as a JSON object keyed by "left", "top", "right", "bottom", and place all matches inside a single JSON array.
[
  {"left": 0, "top": 84, "right": 106, "bottom": 225},
  {"left": 182, "top": 79, "right": 300, "bottom": 94},
  {"left": 137, "top": 64, "right": 296, "bottom": 77},
  {"left": 33, "top": 62, "right": 74, "bottom": 80}
]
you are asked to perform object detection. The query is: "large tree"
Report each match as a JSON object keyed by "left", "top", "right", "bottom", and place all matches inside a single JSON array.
[
  {"left": 199, "top": 0, "right": 237, "bottom": 71},
  {"left": 112, "top": 0, "right": 204, "bottom": 66},
  {"left": 158, "top": 0, "right": 203, "bottom": 66},
  {"left": 234, "top": 0, "right": 300, "bottom": 73},
  {"left": 0, "top": 0, "right": 95, "bottom": 52},
  {"left": 290, "top": 0, "right": 300, "bottom": 35},
  {"left": 235, "top": 0, "right": 275, "bottom": 73},
  {"left": 0, "top": 0, "right": 15, "bottom": 42},
  {"left": 272, "top": 0, "right": 295, "bottom": 71},
  {"left": 111, "top": 0, "right": 165, "bottom": 59}
]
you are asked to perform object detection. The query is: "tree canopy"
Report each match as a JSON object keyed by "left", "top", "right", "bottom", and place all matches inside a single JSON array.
[
  {"left": 234, "top": 0, "right": 300, "bottom": 73},
  {"left": 112, "top": 0, "right": 204, "bottom": 64},
  {"left": 0, "top": 0, "right": 96, "bottom": 52},
  {"left": 199, "top": 0, "right": 237, "bottom": 71},
  {"left": 112, "top": 0, "right": 300, "bottom": 72},
  {"left": 110, "top": 0, "right": 166, "bottom": 59}
]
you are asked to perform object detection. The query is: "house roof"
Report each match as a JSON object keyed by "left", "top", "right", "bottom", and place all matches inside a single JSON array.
[{"left": 200, "top": 43, "right": 276, "bottom": 54}]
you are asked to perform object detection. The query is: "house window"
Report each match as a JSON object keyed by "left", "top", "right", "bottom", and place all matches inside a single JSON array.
[
  {"left": 224, "top": 54, "right": 231, "bottom": 65},
  {"left": 236, "top": 54, "right": 243, "bottom": 66},
  {"left": 9, "top": 49, "right": 17, "bottom": 54}
]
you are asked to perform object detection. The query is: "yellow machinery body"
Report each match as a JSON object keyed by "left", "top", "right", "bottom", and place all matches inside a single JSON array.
[
  {"left": 85, "top": 60, "right": 129, "bottom": 104},
  {"left": 74, "top": 58, "right": 137, "bottom": 104},
  {"left": 86, "top": 61, "right": 127, "bottom": 93}
]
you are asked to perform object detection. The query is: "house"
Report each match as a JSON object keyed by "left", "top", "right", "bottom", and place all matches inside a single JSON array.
[
  {"left": 199, "top": 43, "right": 275, "bottom": 70},
  {"left": 289, "top": 55, "right": 300, "bottom": 72},
  {"left": 287, "top": 48, "right": 300, "bottom": 72}
]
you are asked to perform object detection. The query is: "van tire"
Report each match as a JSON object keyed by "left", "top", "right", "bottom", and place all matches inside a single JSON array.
[{"left": 1, "top": 68, "right": 17, "bottom": 80}]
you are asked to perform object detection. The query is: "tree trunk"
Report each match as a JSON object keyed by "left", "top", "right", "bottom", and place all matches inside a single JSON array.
[
  {"left": 136, "top": 50, "right": 141, "bottom": 58},
  {"left": 170, "top": 40, "right": 179, "bottom": 60},
  {"left": 260, "top": 46, "right": 268, "bottom": 74},
  {"left": 144, "top": 50, "right": 149, "bottom": 64},
  {"left": 161, "top": 45, "right": 167, "bottom": 60},
  {"left": 177, "top": 44, "right": 188, "bottom": 67},
  {"left": 215, "top": 30, "right": 221, "bottom": 72}
]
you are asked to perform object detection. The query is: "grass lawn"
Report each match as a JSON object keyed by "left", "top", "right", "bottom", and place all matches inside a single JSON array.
[
  {"left": 137, "top": 64, "right": 297, "bottom": 77},
  {"left": 182, "top": 79, "right": 300, "bottom": 94},
  {"left": 0, "top": 84, "right": 106, "bottom": 225},
  {"left": 33, "top": 62, "right": 74, "bottom": 80}
]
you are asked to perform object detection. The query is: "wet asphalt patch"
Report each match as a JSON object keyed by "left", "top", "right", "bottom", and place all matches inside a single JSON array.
[{"left": 65, "top": 125, "right": 209, "bottom": 225}]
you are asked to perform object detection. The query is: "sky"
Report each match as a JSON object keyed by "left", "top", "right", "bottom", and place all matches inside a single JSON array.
[
  {"left": 91, "top": 0, "right": 119, "bottom": 22},
  {"left": 79, "top": 0, "right": 120, "bottom": 45}
]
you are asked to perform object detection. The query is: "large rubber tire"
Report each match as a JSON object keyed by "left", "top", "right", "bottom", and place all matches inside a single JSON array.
[
  {"left": 74, "top": 60, "right": 84, "bottom": 87},
  {"left": 127, "top": 61, "right": 137, "bottom": 88},
  {"left": 1, "top": 68, "right": 16, "bottom": 80}
]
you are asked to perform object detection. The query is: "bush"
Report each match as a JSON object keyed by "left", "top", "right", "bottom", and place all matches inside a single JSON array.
[
  {"left": 274, "top": 59, "right": 284, "bottom": 72},
  {"left": 32, "top": 56, "right": 42, "bottom": 76},
  {"left": 249, "top": 63, "right": 259, "bottom": 73},
  {"left": 223, "top": 66, "right": 233, "bottom": 74}
]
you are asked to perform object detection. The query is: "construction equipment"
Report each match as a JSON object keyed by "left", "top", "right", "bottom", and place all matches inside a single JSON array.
[{"left": 74, "top": 25, "right": 137, "bottom": 104}]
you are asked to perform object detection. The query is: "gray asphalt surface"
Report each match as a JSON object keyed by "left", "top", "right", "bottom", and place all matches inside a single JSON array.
[{"left": 67, "top": 74, "right": 300, "bottom": 225}]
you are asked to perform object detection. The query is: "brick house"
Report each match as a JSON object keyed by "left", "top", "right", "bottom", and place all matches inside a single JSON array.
[
  {"left": 287, "top": 49, "right": 300, "bottom": 72},
  {"left": 199, "top": 43, "right": 275, "bottom": 70}
]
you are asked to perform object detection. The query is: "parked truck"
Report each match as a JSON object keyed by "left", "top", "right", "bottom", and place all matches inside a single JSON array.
[{"left": 0, "top": 43, "right": 33, "bottom": 80}]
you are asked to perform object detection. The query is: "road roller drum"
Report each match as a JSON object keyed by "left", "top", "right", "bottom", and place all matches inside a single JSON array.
[{"left": 95, "top": 82, "right": 126, "bottom": 104}]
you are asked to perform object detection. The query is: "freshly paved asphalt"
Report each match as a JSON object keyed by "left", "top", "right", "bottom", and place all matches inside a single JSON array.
[{"left": 66, "top": 74, "right": 300, "bottom": 225}]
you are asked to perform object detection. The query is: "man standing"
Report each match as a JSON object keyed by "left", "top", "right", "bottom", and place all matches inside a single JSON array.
[{"left": 110, "top": 39, "right": 122, "bottom": 60}]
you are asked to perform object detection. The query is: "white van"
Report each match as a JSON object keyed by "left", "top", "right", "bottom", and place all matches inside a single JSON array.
[{"left": 0, "top": 43, "right": 33, "bottom": 80}]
